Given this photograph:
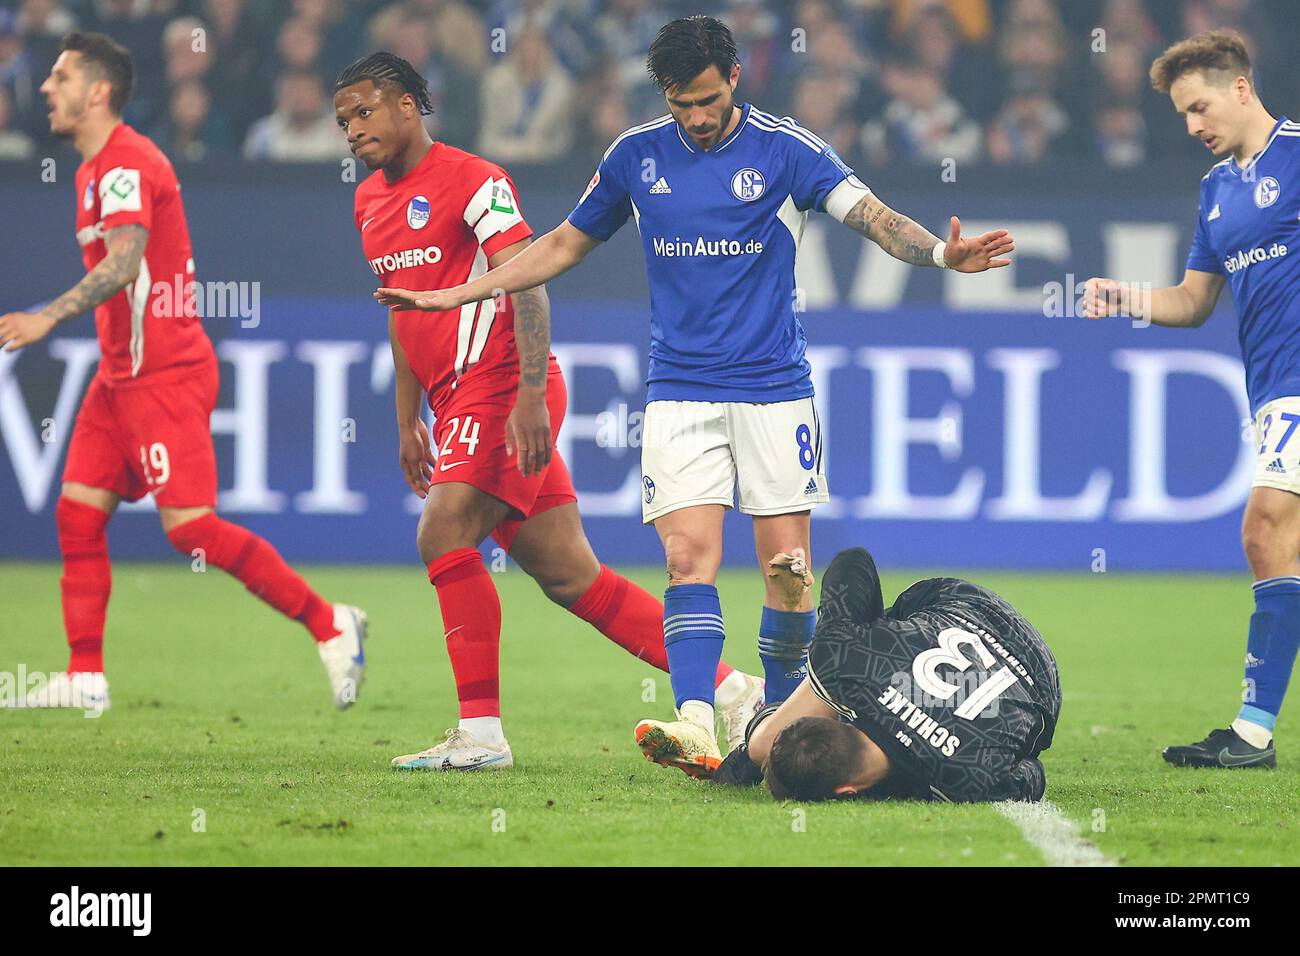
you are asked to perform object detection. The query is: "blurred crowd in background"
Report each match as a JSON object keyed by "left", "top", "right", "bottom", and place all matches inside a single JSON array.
[{"left": 0, "top": 0, "right": 1297, "bottom": 170}]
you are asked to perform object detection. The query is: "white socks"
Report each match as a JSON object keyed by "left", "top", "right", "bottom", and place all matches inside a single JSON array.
[
  {"left": 679, "top": 699, "right": 715, "bottom": 730},
  {"left": 1231, "top": 717, "right": 1272, "bottom": 749},
  {"left": 460, "top": 716, "right": 505, "bottom": 747}
]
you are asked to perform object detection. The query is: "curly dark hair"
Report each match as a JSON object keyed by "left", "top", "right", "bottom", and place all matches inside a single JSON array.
[{"left": 335, "top": 51, "right": 433, "bottom": 115}]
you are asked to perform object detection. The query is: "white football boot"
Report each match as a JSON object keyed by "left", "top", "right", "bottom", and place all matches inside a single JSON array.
[
  {"left": 717, "top": 673, "right": 766, "bottom": 756},
  {"left": 635, "top": 710, "right": 722, "bottom": 779},
  {"left": 317, "top": 604, "right": 368, "bottom": 710},
  {"left": 5, "top": 671, "right": 111, "bottom": 714},
  {"left": 391, "top": 727, "right": 514, "bottom": 771}
]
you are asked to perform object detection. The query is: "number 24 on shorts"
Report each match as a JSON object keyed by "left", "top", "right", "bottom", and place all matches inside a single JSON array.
[{"left": 439, "top": 416, "right": 481, "bottom": 469}]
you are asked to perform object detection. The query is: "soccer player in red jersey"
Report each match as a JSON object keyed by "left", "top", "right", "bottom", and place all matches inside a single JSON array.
[
  {"left": 0, "top": 33, "right": 367, "bottom": 713},
  {"left": 335, "top": 52, "right": 762, "bottom": 771}
]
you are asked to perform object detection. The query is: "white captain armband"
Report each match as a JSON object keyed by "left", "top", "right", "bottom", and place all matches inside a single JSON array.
[{"left": 824, "top": 176, "right": 873, "bottom": 223}]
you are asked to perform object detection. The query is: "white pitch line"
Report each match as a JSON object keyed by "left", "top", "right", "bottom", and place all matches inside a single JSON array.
[{"left": 994, "top": 800, "right": 1118, "bottom": 867}]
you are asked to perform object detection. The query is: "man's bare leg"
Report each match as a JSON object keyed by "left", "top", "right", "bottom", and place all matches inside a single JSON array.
[{"left": 753, "top": 511, "right": 816, "bottom": 706}]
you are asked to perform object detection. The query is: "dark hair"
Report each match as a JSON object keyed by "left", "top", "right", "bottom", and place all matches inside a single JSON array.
[
  {"left": 61, "top": 31, "right": 134, "bottom": 115},
  {"left": 646, "top": 15, "right": 738, "bottom": 93},
  {"left": 765, "top": 717, "right": 869, "bottom": 801},
  {"left": 1150, "top": 30, "right": 1252, "bottom": 93},
  {"left": 335, "top": 51, "right": 433, "bottom": 115}
]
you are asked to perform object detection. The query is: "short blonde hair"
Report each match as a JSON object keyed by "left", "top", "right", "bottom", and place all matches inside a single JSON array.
[{"left": 1150, "top": 30, "right": 1252, "bottom": 93}]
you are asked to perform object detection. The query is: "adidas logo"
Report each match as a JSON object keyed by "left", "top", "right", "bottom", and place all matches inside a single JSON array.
[
  {"left": 1208, "top": 203, "right": 1221, "bottom": 221},
  {"left": 1266, "top": 457, "right": 1286, "bottom": 474},
  {"left": 1245, "top": 652, "right": 1264, "bottom": 668},
  {"left": 649, "top": 177, "right": 672, "bottom": 194},
  {"left": 803, "top": 477, "right": 818, "bottom": 496}
]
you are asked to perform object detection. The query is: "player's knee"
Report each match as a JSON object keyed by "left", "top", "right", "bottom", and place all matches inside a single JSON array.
[
  {"left": 1241, "top": 509, "right": 1288, "bottom": 569},
  {"left": 760, "top": 545, "right": 811, "bottom": 573},
  {"left": 664, "top": 553, "right": 713, "bottom": 586},
  {"left": 415, "top": 526, "right": 449, "bottom": 566},
  {"left": 164, "top": 511, "right": 216, "bottom": 555},
  {"left": 415, "top": 518, "right": 477, "bottom": 566},
  {"left": 1241, "top": 521, "right": 1264, "bottom": 564},
  {"left": 55, "top": 495, "right": 111, "bottom": 547},
  {"left": 160, "top": 505, "right": 213, "bottom": 536},
  {"left": 662, "top": 537, "right": 719, "bottom": 586},
  {"left": 60, "top": 483, "right": 118, "bottom": 516},
  {"left": 535, "top": 573, "right": 588, "bottom": 608},
  {"left": 520, "top": 545, "right": 596, "bottom": 608}
]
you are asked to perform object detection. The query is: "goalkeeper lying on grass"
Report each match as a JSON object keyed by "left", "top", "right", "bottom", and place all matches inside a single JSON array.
[{"left": 712, "top": 547, "right": 1061, "bottom": 803}]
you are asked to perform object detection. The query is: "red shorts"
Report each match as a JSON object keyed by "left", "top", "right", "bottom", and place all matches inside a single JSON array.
[
  {"left": 63, "top": 363, "right": 219, "bottom": 507},
  {"left": 430, "top": 363, "right": 578, "bottom": 551}
]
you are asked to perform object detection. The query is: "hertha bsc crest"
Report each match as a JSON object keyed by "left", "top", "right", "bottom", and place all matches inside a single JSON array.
[{"left": 407, "top": 195, "right": 431, "bottom": 229}]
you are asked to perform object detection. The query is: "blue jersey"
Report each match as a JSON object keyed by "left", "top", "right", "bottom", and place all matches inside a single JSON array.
[
  {"left": 1187, "top": 116, "right": 1300, "bottom": 412},
  {"left": 567, "top": 102, "right": 861, "bottom": 403}
]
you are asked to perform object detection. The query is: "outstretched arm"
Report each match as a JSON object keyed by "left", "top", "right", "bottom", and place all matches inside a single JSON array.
[
  {"left": 0, "top": 224, "right": 149, "bottom": 350},
  {"left": 375, "top": 220, "right": 601, "bottom": 313},
  {"left": 1082, "top": 269, "right": 1225, "bottom": 327},
  {"left": 841, "top": 193, "right": 1014, "bottom": 273}
]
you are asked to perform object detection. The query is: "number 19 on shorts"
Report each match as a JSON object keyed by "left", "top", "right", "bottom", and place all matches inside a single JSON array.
[{"left": 139, "top": 442, "right": 170, "bottom": 487}]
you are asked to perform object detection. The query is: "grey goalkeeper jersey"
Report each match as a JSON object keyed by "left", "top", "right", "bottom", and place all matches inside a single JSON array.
[{"left": 807, "top": 577, "right": 1060, "bottom": 803}]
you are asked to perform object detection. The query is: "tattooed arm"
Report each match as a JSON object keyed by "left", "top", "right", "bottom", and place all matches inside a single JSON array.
[
  {"left": 511, "top": 285, "right": 551, "bottom": 392},
  {"left": 844, "top": 193, "right": 945, "bottom": 266},
  {"left": 489, "top": 238, "right": 554, "bottom": 478},
  {"left": 0, "top": 224, "right": 149, "bottom": 351},
  {"left": 840, "top": 194, "right": 1014, "bottom": 273},
  {"left": 44, "top": 224, "right": 150, "bottom": 323}
]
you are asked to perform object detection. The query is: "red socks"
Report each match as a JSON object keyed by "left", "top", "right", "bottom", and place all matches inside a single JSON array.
[
  {"left": 570, "top": 565, "right": 734, "bottom": 686},
  {"left": 57, "top": 497, "right": 112, "bottom": 673},
  {"left": 427, "top": 547, "right": 502, "bottom": 719},
  {"left": 166, "top": 513, "right": 338, "bottom": 643}
]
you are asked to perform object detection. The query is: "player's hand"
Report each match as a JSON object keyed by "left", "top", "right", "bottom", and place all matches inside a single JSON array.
[
  {"left": 0, "top": 311, "right": 57, "bottom": 351},
  {"left": 506, "top": 387, "right": 552, "bottom": 477},
  {"left": 399, "top": 418, "right": 437, "bottom": 498},
  {"left": 374, "top": 287, "right": 460, "bottom": 311},
  {"left": 1081, "top": 277, "right": 1128, "bottom": 319},
  {"left": 941, "top": 216, "right": 1014, "bottom": 273}
]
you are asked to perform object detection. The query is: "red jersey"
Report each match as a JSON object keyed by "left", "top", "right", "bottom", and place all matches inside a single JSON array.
[
  {"left": 74, "top": 123, "right": 213, "bottom": 386},
  {"left": 354, "top": 142, "right": 534, "bottom": 413}
]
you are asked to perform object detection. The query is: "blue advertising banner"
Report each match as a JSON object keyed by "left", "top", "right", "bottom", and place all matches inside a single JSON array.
[
  {"left": 0, "top": 164, "right": 1259, "bottom": 570},
  {"left": 1, "top": 293, "right": 1252, "bottom": 569}
]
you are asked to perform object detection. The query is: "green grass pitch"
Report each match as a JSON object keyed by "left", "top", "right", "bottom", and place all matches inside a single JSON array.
[{"left": 1, "top": 561, "right": 1295, "bottom": 866}]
